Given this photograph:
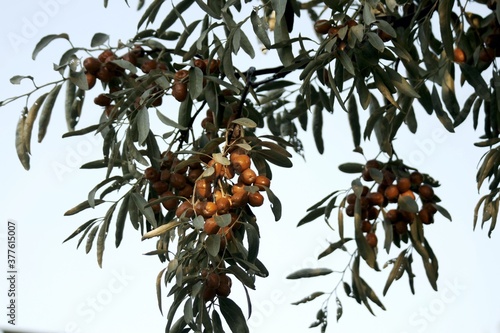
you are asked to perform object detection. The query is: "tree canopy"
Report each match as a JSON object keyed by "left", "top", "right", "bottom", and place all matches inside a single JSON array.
[{"left": 2, "top": 0, "right": 500, "bottom": 331}]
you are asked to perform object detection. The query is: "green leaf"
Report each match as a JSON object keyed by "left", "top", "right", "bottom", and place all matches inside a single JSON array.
[
  {"left": 63, "top": 218, "right": 98, "bottom": 243},
  {"left": 90, "top": 33, "right": 109, "bottom": 47},
  {"left": 97, "top": 203, "right": 116, "bottom": 267},
  {"left": 338, "top": 162, "right": 364, "bottom": 173},
  {"left": 219, "top": 297, "right": 250, "bottom": 333},
  {"left": 318, "top": 238, "right": 353, "bottom": 259},
  {"left": 438, "top": 0, "right": 454, "bottom": 59},
  {"left": 131, "top": 192, "right": 158, "bottom": 229},
  {"left": 32, "top": 33, "right": 70, "bottom": 60},
  {"left": 232, "top": 117, "right": 257, "bottom": 128},
  {"left": 85, "top": 225, "right": 99, "bottom": 254},
  {"left": 15, "top": 113, "right": 29, "bottom": 170},
  {"left": 157, "top": 0, "right": 195, "bottom": 34},
  {"left": 155, "top": 109, "right": 187, "bottom": 130},
  {"left": 88, "top": 176, "right": 122, "bottom": 209},
  {"left": 336, "top": 297, "right": 343, "bottom": 321},
  {"left": 385, "top": 67, "right": 420, "bottom": 98},
  {"left": 366, "top": 31, "right": 385, "bottom": 53},
  {"left": 38, "top": 84, "right": 62, "bottom": 143},
  {"left": 115, "top": 194, "right": 130, "bottom": 248},
  {"left": 264, "top": 185, "right": 282, "bottom": 221},
  {"left": 10, "top": 75, "right": 34, "bottom": 85},
  {"left": 156, "top": 267, "right": 167, "bottom": 315},
  {"left": 313, "top": 104, "right": 324, "bottom": 154},
  {"left": 64, "top": 199, "right": 105, "bottom": 216},
  {"left": 206, "top": 234, "right": 221, "bottom": 256},
  {"left": 297, "top": 207, "right": 325, "bottom": 227},
  {"left": 254, "top": 149, "right": 292, "bottom": 168},
  {"left": 431, "top": 85, "right": 455, "bottom": 132},
  {"left": 286, "top": 268, "right": 333, "bottom": 279},
  {"left": 348, "top": 95, "right": 361, "bottom": 149},
  {"left": 291, "top": 291, "right": 325, "bottom": 305},
  {"left": 383, "top": 250, "right": 407, "bottom": 295},
  {"left": 188, "top": 66, "right": 203, "bottom": 100},
  {"left": 460, "top": 63, "right": 490, "bottom": 101},
  {"left": 251, "top": 11, "right": 271, "bottom": 49}
]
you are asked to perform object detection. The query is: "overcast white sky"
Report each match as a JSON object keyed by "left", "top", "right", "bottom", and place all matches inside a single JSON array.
[{"left": 0, "top": 1, "right": 499, "bottom": 333}]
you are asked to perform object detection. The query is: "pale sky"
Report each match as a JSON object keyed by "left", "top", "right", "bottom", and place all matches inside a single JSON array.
[{"left": 0, "top": 1, "right": 499, "bottom": 333}]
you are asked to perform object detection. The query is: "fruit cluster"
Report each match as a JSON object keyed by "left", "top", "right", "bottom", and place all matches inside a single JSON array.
[
  {"left": 200, "top": 269, "right": 232, "bottom": 302},
  {"left": 344, "top": 160, "right": 439, "bottom": 247},
  {"left": 144, "top": 147, "right": 271, "bottom": 250},
  {"left": 82, "top": 46, "right": 221, "bottom": 116}
]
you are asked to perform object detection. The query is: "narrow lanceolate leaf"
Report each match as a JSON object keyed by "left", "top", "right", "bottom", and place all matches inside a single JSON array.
[
  {"left": 318, "top": 238, "right": 353, "bottom": 259},
  {"left": 115, "top": 194, "right": 130, "bottom": 248},
  {"left": 348, "top": 95, "right": 361, "bottom": 149},
  {"left": 313, "top": 104, "right": 324, "bottom": 154},
  {"left": 460, "top": 63, "right": 490, "bottom": 101},
  {"left": 97, "top": 203, "right": 116, "bottom": 268},
  {"left": 64, "top": 199, "right": 105, "bottom": 216},
  {"left": 383, "top": 250, "right": 406, "bottom": 295},
  {"left": 141, "top": 221, "right": 181, "bottom": 240},
  {"left": 219, "top": 298, "right": 250, "bottom": 333},
  {"left": 156, "top": 267, "right": 167, "bottom": 315},
  {"left": 131, "top": 192, "right": 158, "bottom": 228},
  {"left": 38, "top": 84, "right": 62, "bottom": 143},
  {"left": 63, "top": 218, "right": 98, "bottom": 243},
  {"left": 286, "top": 268, "right": 333, "bottom": 279},
  {"left": 64, "top": 80, "right": 77, "bottom": 131},
  {"left": 15, "top": 113, "right": 30, "bottom": 170},
  {"left": 251, "top": 11, "right": 271, "bottom": 48},
  {"left": 336, "top": 297, "right": 343, "bottom": 321},
  {"left": 291, "top": 292, "right": 325, "bottom": 305},
  {"left": 385, "top": 67, "right": 420, "bottom": 98},
  {"left": 32, "top": 33, "right": 70, "bottom": 60},
  {"left": 85, "top": 225, "right": 99, "bottom": 254},
  {"left": 438, "top": 0, "right": 454, "bottom": 59},
  {"left": 157, "top": 0, "right": 195, "bottom": 34},
  {"left": 431, "top": 85, "right": 455, "bottom": 133}
]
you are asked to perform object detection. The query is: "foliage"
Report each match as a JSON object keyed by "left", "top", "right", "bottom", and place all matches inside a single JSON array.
[{"left": 2, "top": 0, "right": 500, "bottom": 331}]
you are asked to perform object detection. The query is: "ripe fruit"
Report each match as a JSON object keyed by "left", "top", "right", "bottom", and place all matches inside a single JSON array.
[
  {"left": 400, "top": 190, "right": 416, "bottom": 200},
  {"left": 230, "top": 153, "right": 251, "bottom": 174},
  {"left": 314, "top": 19, "right": 332, "bottom": 34},
  {"left": 345, "top": 204, "right": 355, "bottom": 217},
  {"left": 160, "top": 169, "right": 171, "bottom": 182},
  {"left": 386, "top": 209, "right": 401, "bottom": 223},
  {"left": 239, "top": 168, "right": 257, "bottom": 185},
  {"left": 248, "top": 191, "right": 265, "bottom": 207},
  {"left": 86, "top": 72, "right": 97, "bottom": 89},
  {"left": 96, "top": 66, "right": 113, "bottom": 83},
  {"left": 202, "top": 201, "right": 218, "bottom": 218},
  {"left": 216, "top": 197, "right": 231, "bottom": 215},
  {"left": 152, "top": 181, "right": 169, "bottom": 195},
  {"left": 346, "top": 193, "right": 356, "bottom": 205},
  {"left": 479, "top": 47, "right": 495, "bottom": 63},
  {"left": 381, "top": 170, "right": 396, "bottom": 186},
  {"left": 122, "top": 51, "right": 138, "bottom": 66},
  {"left": 410, "top": 171, "right": 423, "bottom": 186},
  {"left": 394, "top": 221, "right": 408, "bottom": 235},
  {"left": 423, "top": 202, "right": 438, "bottom": 215},
  {"left": 367, "top": 206, "right": 379, "bottom": 220},
  {"left": 397, "top": 177, "right": 411, "bottom": 194},
  {"left": 384, "top": 185, "right": 399, "bottom": 202},
  {"left": 206, "top": 272, "right": 221, "bottom": 289},
  {"left": 144, "top": 167, "right": 160, "bottom": 181},
  {"left": 328, "top": 26, "right": 339, "bottom": 37},
  {"left": 177, "top": 183, "right": 193, "bottom": 198},
  {"left": 160, "top": 191, "right": 179, "bottom": 211},
  {"left": 366, "top": 233, "right": 378, "bottom": 248},
  {"left": 195, "top": 179, "right": 212, "bottom": 199},
  {"left": 174, "top": 69, "right": 189, "bottom": 81},
  {"left": 418, "top": 184, "right": 434, "bottom": 202},
  {"left": 141, "top": 59, "right": 158, "bottom": 73},
  {"left": 170, "top": 173, "right": 187, "bottom": 190},
  {"left": 98, "top": 49, "right": 114, "bottom": 63},
  {"left": 252, "top": 175, "right": 270, "bottom": 191},
  {"left": 230, "top": 190, "right": 249, "bottom": 208},
  {"left": 366, "top": 192, "right": 384, "bottom": 206},
  {"left": 453, "top": 48, "right": 466, "bottom": 63},
  {"left": 361, "top": 220, "right": 372, "bottom": 233},
  {"left": 419, "top": 208, "right": 433, "bottom": 224},
  {"left": 176, "top": 200, "right": 194, "bottom": 218},
  {"left": 94, "top": 94, "right": 111, "bottom": 106},
  {"left": 172, "top": 82, "right": 188, "bottom": 102},
  {"left": 202, "top": 284, "right": 216, "bottom": 302},
  {"left": 148, "top": 198, "right": 161, "bottom": 214},
  {"left": 193, "top": 59, "right": 207, "bottom": 73},
  {"left": 204, "top": 217, "right": 220, "bottom": 235},
  {"left": 216, "top": 275, "right": 232, "bottom": 297},
  {"left": 83, "top": 57, "right": 101, "bottom": 75}
]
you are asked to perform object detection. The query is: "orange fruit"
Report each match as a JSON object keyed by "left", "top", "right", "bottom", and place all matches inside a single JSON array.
[
  {"left": 418, "top": 184, "right": 434, "bottom": 202},
  {"left": 141, "top": 59, "right": 158, "bottom": 73},
  {"left": 160, "top": 191, "right": 178, "bottom": 211},
  {"left": 206, "top": 272, "right": 221, "bottom": 289},
  {"left": 216, "top": 274, "right": 232, "bottom": 297},
  {"left": 98, "top": 49, "right": 114, "bottom": 63},
  {"left": 230, "top": 153, "right": 251, "bottom": 174},
  {"left": 397, "top": 177, "right": 411, "bottom": 194},
  {"left": 172, "top": 82, "right": 188, "bottom": 102},
  {"left": 394, "top": 221, "right": 408, "bottom": 235},
  {"left": 230, "top": 190, "right": 249, "bottom": 208},
  {"left": 148, "top": 198, "right": 161, "bottom": 214},
  {"left": 386, "top": 209, "right": 401, "bottom": 223},
  {"left": 248, "top": 191, "right": 265, "bottom": 207},
  {"left": 216, "top": 197, "right": 231, "bottom": 215},
  {"left": 202, "top": 201, "right": 218, "bottom": 218},
  {"left": 384, "top": 185, "right": 399, "bottom": 202},
  {"left": 177, "top": 183, "right": 193, "bottom": 198},
  {"left": 176, "top": 200, "right": 194, "bottom": 218},
  {"left": 193, "top": 59, "right": 207, "bottom": 72},
  {"left": 86, "top": 72, "right": 97, "bottom": 89},
  {"left": 366, "top": 192, "right": 384, "bottom": 206},
  {"left": 253, "top": 175, "right": 270, "bottom": 190},
  {"left": 160, "top": 169, "right": 171, "bottom": 182},
  {"left": 345, "top": 204, "right": 355, "bottom": 217},
  {"left": 361, "top": 220, "right": 372, "bottom": 233},
  {"left": 400, "top": 190, "right": 416, "bottom": 200},
  {"left": 174, "top": 69, "right": 189, "bottom": 81},
  {"left": 152, "top": 181, "right": 169, "bottom": 195},
  {"left": 453, "top": 47, "right": 466, "bottom": 63},
  {"left": 366, "top": 233, "right": 378, "bottom": 248},
  {"left": 94, "top": 94, "right": 111, "bottom": 107},
  {"left": 367, "top": 206, "right": 379, "bottom": 220},
  {"left": 409, "top": 171, "right": 423, "bottom": 186},
  {"left": 195, "top": 179, "right": 212, "bottom": 199},
  {"left": 346, "top": 193, "right": 356, "bottom": 205},
  {"left": 419, "top": 208, "right": 433, "bottom": 224},
  {"left": 83, "top": 57, "right": 101, "bottom": 75},
  {"left": 204, "top": 217, "right": 220, "bottom": 235},
  {"left": 314, "top": 19, "right": 331, "bottom": 34},
  {"left": 144, "top": 167, "right": 160, "bottom": 182},
  {"left": 170, "top": 173, "right": 187, "bottom": 190},
  {"left": 239, "top": 168, "right": 257, "bottom": 185},
  {"left": 202, "top": 284, "right": 216, "bottom": 302}
]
